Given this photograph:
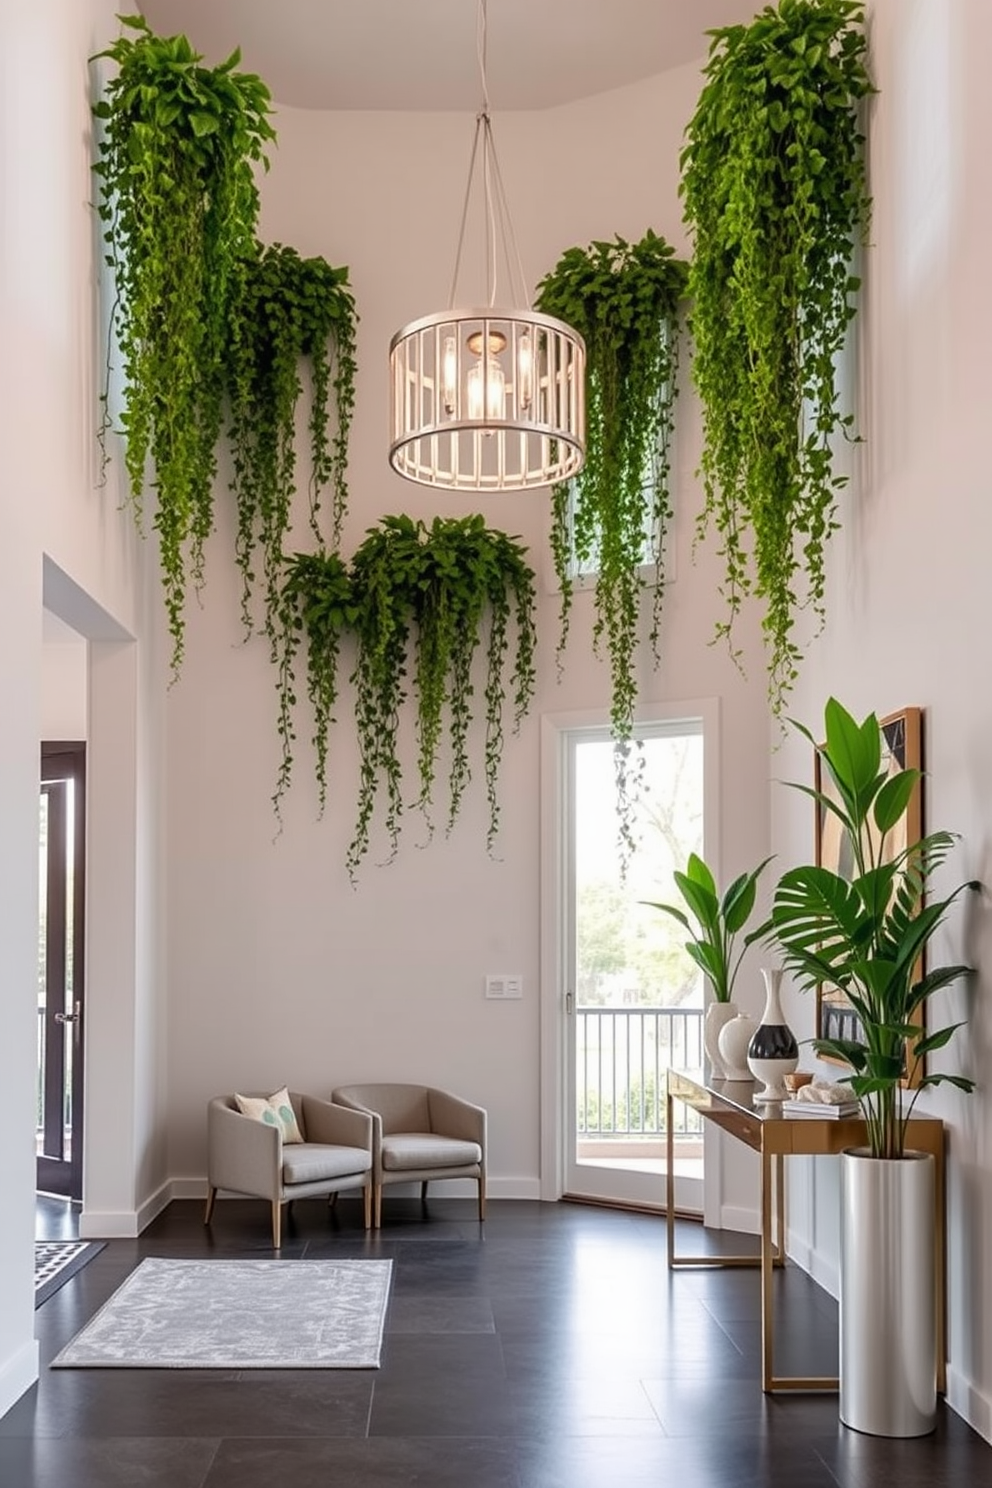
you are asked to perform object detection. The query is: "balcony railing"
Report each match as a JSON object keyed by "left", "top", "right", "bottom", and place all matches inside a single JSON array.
[{"left": 576, "top": 1004, "right": 704, "bottom": 1140}]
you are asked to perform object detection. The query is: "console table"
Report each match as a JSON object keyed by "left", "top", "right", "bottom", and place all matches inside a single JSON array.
[{"left": 665, "top": 1069, "right": 946, "bottom": 1394}]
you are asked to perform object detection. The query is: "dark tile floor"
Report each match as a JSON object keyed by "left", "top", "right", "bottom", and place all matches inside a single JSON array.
[{"left": 5, "top": 1194, "right": 991, "bottom": 1487}]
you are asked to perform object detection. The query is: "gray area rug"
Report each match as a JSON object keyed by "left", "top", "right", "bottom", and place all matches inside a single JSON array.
[
  {"left": 52, "top": 1256, "right": 393, "bottom": 1369},
  {"left": 35, "top": 1240, "right": 106, "bottom": 1308}
]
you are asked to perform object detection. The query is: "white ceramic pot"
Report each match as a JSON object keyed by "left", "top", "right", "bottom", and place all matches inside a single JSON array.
[
  {"left": 704, "top": 1001, "right": 738, "bottom": 1079},
  {"left": 717, "top": 1011, "right": 756, "bottom": 1082},
  {"left": 840, "top": 1149, "right": 936, "bottom": 1436}
]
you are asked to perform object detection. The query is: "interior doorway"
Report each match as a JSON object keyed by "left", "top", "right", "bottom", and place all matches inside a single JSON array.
[{"left": 37, "top": 742, "right": 86, "bottom": 1200}]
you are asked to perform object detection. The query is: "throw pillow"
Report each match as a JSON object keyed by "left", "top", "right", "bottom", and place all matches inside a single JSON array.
[{"left": 234, "top": 1086, "right": 304, "bottom": 1143}]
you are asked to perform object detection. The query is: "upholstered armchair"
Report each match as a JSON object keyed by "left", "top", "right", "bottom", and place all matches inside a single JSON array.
[
  {"left": 332, "top": 1083, "right": 487, "bottom": 1227},
  {"left": 204, "top": 1091, "right": 373, "bottom": 1248}
]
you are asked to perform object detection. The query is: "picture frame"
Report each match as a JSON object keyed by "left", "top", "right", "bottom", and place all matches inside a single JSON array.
[{"left": 814, "top": 706, "right": 924, "bottom": 1086}]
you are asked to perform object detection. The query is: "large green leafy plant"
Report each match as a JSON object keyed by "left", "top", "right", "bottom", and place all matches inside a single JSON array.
[
  {"left": 535, "top": 230, "right": 688, "bottom": 857},
  {"left": 680, "top": 1, "right": 873, "bottom": 716},
  {"left": 346, "top": 515, "right": 537, "bottom": 881},
  {"left": 93, "top": 15, "right": 275, "bottom": 673},
  {"left": 766, "top": 699, "right": 978, "bottom": 1158},
  {"left": 645, "top": 853, "right": 771, "bottom": 1003},
  {"left": 227, "top": 244, "right": 358, "bottom": 644}
]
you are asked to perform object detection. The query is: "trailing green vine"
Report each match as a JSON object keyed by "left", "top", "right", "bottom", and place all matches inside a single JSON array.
[
  {"left": 273, "top": 549, "right": 356, "bottom": 820},
  {"left": 92, "top": 15, "right": 275, "bottom": 674},
  {"left": 680, "top": 0, "right": 873, "bottom": 715},
  {"left": 227, "top": 244, "right": 358, "bottom": 643},
  {"left": 346, "top": 515, "right": 537, "bottom": 881},
  {"left": 535, "top": 230, "right": 687, "bottom": 857}
]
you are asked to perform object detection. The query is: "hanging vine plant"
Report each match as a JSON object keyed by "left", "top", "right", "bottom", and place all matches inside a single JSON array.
[
  {"left": 272, "top": 549, "right": 356, "bottom": 821},
  {"left": 535, "top": 229, "right": 688, "bottom": 854},
  {"left": 92, "top": 16, "right": 275, "bottom": 674},
  {"left": 226, "top": 243, "right": 358, "bottom": 644},
  {"left": 680, "top": 0, "right": 873, "bottom": 716},
  {"left": 346, "top": 514, "right": 537, "bottom": 881}
]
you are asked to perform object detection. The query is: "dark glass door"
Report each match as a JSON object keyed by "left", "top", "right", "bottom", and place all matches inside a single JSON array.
[{"left": 37, "top": 742, "right": 86, "bottom": 1199}]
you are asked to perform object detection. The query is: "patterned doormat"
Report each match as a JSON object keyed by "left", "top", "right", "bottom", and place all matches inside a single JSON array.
[{"left": 35, "top": 1240, "right": 106, "bottom": 1308}]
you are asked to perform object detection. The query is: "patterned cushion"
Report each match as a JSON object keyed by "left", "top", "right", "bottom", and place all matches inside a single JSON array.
[
  {"left": 381, "top": 1133, "right": 482, "bottom": 1171},
  {"left": 234, "top": 1087, "right": 304, "bottom": 1144}
]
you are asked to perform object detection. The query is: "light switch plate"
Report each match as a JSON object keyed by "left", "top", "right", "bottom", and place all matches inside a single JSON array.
[{"left": 485, "top": 974, "right": 523, "bottom": 999}]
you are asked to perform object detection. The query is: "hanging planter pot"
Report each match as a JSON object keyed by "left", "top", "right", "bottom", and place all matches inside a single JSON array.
[{"left": 839, "top": 1149, "right": 936, "bottom": 1437}]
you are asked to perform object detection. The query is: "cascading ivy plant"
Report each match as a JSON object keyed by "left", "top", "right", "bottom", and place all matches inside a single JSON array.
[
  {"left": 226, "top": 243, "right": 358, "bottom": 644},
  {"left": 272, "top": 548, "right": 356, "bottom": 821},
  {"left": 535, "top": 229, "right": 688, "bottom": 857},
  {"left": 346, "top": 515, "right": 537, "bottom": 881},
  {"left": 92, "top": 15, "right": 275, "bottom": 674},
  {"left": 680, "top": 0, "right": 873, "bottom": 716}
]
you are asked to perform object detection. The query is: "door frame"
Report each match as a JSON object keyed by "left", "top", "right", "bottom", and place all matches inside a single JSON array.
[
  {"left": 37, "top": 740, "right": 86, "bottom": 1199},
  {"left": 539, "top": 698, "right": 723, "bottom": 1218}
]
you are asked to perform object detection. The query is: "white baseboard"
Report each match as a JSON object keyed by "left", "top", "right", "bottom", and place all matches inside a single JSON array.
[
  {"left": 785, "top": 1230, "right": 839, "bottom": 1300},
  {"left": 946, "top": 1364, "right": 992, "bottom": 1444},
  {"left": 0, "top": 1339, "right": 39, "bottom": 1420},
  {"left": 719, "top": 1203, "right": 759, "bottom": 1236},
  {"left": 78, "top": 1180, "right": 172, "bottom": 1239}
]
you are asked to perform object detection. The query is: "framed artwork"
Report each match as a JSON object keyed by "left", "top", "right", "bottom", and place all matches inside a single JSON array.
[{"left": 814, "top": 706, "right": 924, "bottom": 1086}]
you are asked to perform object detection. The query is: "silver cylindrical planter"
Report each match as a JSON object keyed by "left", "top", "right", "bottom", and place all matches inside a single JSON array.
[{"left": 840, "top": 1149, "right": 936, "bottom": 1437}]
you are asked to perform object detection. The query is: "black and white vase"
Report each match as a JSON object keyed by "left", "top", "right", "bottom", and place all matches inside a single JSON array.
[{"left": 747, "top": 968, "right": 799, "bottom": 1102}]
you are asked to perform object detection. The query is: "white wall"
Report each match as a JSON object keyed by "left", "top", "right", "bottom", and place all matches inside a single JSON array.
[
  {"left": 0, "top": 0, "right": 167, "bottom": 1416},
  {"left": 163, "top": 61, "right": 772, "bottom": 1198},
  {"left": 774, "top": 0, "right": 992, "bottom": 1441}
]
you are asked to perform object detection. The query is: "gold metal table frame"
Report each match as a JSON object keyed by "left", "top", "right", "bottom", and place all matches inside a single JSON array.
[{"left": 665, "top": 1069, "right": 945, "bottom": 1394}]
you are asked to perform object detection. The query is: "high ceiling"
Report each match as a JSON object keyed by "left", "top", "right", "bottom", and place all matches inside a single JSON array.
[{"left": 139, "top": 0, "right": 760, "bottom": 112}]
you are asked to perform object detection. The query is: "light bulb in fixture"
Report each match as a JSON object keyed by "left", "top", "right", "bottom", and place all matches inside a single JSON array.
[
  {"left": 442, "top": 334, "right": 458, "bottom": 415},
  {"left": 467, "top": 353, "right": 506, "bottom": 421},
  {"left": 517, "top": 330, "right": 533, "bottom": 410}
]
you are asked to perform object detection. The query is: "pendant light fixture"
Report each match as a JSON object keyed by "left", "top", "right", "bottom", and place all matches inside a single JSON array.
[{"left": 388, "top": 0, "right": 586, "bottom": 491}]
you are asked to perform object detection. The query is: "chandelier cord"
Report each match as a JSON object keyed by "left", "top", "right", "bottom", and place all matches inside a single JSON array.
[{"left": 446, "top": 0, "right": 531, "bottom": 312}]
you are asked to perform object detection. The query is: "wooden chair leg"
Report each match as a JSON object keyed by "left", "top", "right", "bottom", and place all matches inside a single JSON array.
[
  {"left": 328, "top": 1190, "right": 339, "bottom": 1209},
  {"left": 272, "top": 1201, "right": 282, "bottom": 1250},
  {"left": 421, "top": 1181, "right": 429, "bottom": 1204},
  {"left": 363, "top": 1181, "right": 372, "bottom": 1230},
  {"left": 374, "top": 1183, "right": 383, "bottom": 1229},
  {"left": 204, "top": 1186, "right": 217, "bottom": 1226},
  {"left": 478, "top": 1177, "right": 486, "bottom": 1222}
]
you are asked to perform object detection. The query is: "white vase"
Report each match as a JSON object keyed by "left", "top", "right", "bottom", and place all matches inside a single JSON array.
[
  {"left": 717, "top": 1011, "right": 756, "bottom": 1081},
  {"left": 704, "top": 1001, "right": 738, "bottom": 1079},
  {"left": 747, "top": 967, "right": 799, "bottom": 1103}
]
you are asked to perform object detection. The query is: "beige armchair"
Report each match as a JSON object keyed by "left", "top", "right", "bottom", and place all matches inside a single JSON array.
[
  {"left": 204, "top": 1092, "right": 373, "bottom": 1248},
  {"left": 332, "top": 1083, "right": 486, "bottom": 1228}
]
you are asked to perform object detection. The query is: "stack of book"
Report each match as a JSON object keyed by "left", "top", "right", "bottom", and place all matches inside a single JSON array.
[{"left": 781, "top": 1097, "right": 860, "bottom": 1119}]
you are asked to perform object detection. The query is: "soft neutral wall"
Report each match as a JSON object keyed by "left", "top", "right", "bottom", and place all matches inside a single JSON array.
[
  {"left": 0, "top": 0, "right": 165, "bottom": 1416},
  {"left": 164, "top": 62, "right": 772, "bottom": 1194},
  {"left": 773, "top": 0, "right": 992, "bottom": 1441}
]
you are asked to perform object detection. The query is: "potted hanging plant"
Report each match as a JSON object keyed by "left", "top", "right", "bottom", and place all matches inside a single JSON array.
[
  {"left": 644, "top": 853, "right": 771, "bottom": 1079},
  {"left": 345, "top": 514, "right": 537, "bottom": 881},
  {"left": 92, "top": 15, "right": 275, "bottom": 674},
  {"left": 765, "top": 698, "right": 978, "bottom": 1435},
  {"left": 535, "top": 231, "right": 687, "bottom": 861},
  {"left": 226, "top": 242, "right": 358, "bottom": 646},
  {"left": 680, "top": 0, "right": 874, "bottom": 717}
]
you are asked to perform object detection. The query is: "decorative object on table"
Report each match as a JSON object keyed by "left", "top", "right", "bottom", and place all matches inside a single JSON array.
[
  {"left": 644, "top": 852, "right": 770, "bottom": 1078},
  {"left": 764, "top": 697, "right": 979, "bottom": 1436},
  {"left": 781, "top": 1080, "right": 860, "bottom": 1118},
  {"left": 716, "top": 1009, "right": 757, "bottom": 1082},
  {"left": 783, "top": 1070, "right": 814, "bottom": 1093},
  {"left": 534, "top": 231, "right": 687, "bottom": 863},
  {"left": 52, "top": 1257, "right": 393, "bottom": 1369},
  {"left": 680, "top": 0, "right": 874, "bottom": 718},
  {"left": 388, "top": 0, "right": 584, "bottom": 492},
  {"left": 747, "top": 967, "right": 800, "bottom": 1102}
]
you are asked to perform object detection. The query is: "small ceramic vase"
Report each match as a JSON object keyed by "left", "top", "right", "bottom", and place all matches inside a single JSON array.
[
  {"left": 704, "top": 1001, "right": 739, "bottom": 1079},
  {"left": 717, "top": 1010, "right": 757, "bottom": 1082},
  {"left": 748, "top": 967, "right": 799, "bottom": 1102}
]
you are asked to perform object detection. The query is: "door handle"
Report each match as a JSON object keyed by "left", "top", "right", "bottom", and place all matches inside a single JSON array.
[
  {"left": 54, "top": 1001, "right": 81, "bottom": 1025},
  {"left": 565, "top": 990, "right": 574, "bottom": 1015}
]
